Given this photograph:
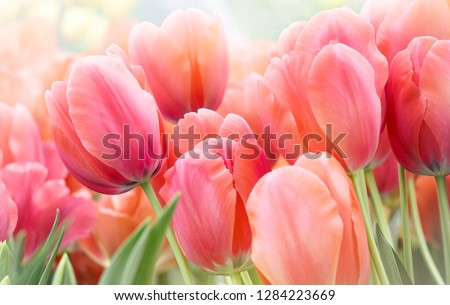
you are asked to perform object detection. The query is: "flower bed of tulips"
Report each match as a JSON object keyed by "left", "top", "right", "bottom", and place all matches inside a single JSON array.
[{"left": 0, "top": 0, "right": 450, "bottom": 286}]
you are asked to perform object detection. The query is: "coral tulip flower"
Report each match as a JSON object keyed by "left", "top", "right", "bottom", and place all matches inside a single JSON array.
[
  {"left": 247, "top": 155, "right": 369, "bottom": 284},
  {"left": 388, "top": 37, "right": 450, "bottom": 176},
  {"left": 161, "top": 115, "right": 270, "bottom": 274},
  {"left": 264, "top": 8, "right": 387, "bottom": 172},
  {"left": 361, "top": 0, "right": 450, "bottom": 64},
  {"left": 46, "top": 52, "right": 165, "bottom": 194},
  {"left": 129, "top": 9, "right": 229, "bottom": 121},
  {"left": 0, "top": 181, "right": 17, "bottom": 241}
]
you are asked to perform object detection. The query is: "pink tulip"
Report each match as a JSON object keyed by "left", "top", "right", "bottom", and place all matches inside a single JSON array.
[
  {"left": 388, "top": 37, "right": 450, "bottom": 176},
  {"left": 264, "top": 8, "right": 387, "bottom": 172},
  {"left": 218, "top": 74, "right": 301, "bottom": 164},
  {"left": 0, "top": 103, "right": 68, "bottom": 179},
  {"left": 0, "top": 162, "right": 96, "bottom": 256},
  {"left": 161, "top": 114, "right": 270, "bottom": 273},
  {"left": 247, "top": 155, "right": 370, "bottom": 284},
  {"left": 46, "top": 51, "right": 165, "bottom": 194},
  {"left": 361, "top": 0, "right": 450, "bottom": 64},
  {"left": 0, "top": 181, "right": 17, "bottom": 241},
  {"left": 128, "top": 9, "right": 229, "bottom": 121}
]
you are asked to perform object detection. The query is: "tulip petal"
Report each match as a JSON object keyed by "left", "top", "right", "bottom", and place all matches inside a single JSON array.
[
  {"left": 67, "top": 56, "right": 163, "bottom": 181},
  {"left": 307, "top": 43, "right": 381, "bottom": 172},
  {"left": 387, "top": 48, "right": 430, "bottom": 174},
  {"left": 271, "top": 21, "right": 307, "bottom": 57},
  {"left": 376, "top": 0, "right": 450, "bottom": 63},
  {"left": 0, "top": 182, "right": 17, "bottom": 241},
  {"left": 247, "top": 166, "right": 343, "bottom": 284},
  {"left": 296, "top": 8, "right": 388, "bottom": 96},
  {"left": 9, "top": 104, "right": 43, "bottom": 164},
  {"left": 160, "top": 146, "right": 236, "bottom": 272},
  {"left": 46, "top": 82, "right": 135, "bottom": 194},
  {"left": 419, "top": 40, "right": 450, "bottom": 174},
  {"left": 172, "top": 109, "right": 224, "bottom": 158},
  {"left": 295, "top": 156, "right": 369, "bottom": 284},
  {"left": 129, "top": 21, "right": 192, "bottom": 119}
]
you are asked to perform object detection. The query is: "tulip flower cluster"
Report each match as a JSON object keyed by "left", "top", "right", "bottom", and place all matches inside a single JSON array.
[{"left": 1, "top": 0, "right": 450, "bottom": 286}]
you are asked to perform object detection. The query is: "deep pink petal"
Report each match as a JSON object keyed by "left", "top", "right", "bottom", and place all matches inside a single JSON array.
[{"left": 67, "top": 56, "right": 163, "bottom": 181}]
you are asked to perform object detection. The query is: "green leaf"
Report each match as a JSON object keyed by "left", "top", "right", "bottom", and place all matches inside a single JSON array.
[
  {"left": 39, "top": 227, "right": 65, "bottom": 284},
  {"left": 0, "top": 275, "right": 11, "bottom": 285},
  {"left": 52, "top": 253, "right": 77, "bottom": 285},
  {"left": 0, "top": 242, "right": 13, "bottom": 280},
  {"left": 99, "top": 198, "right": 178, "bottom": 285},
  {"left": 375, "top": 224, "right": 413, "bottom": 285},
  {"left": 16, "top": 210, "right": 64, "bottom": 284}
]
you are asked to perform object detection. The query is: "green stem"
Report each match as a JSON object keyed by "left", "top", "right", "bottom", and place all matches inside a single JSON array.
[
  {"left": 435, "top": 175, "right": 450, "bottom": 283},
  {"left": 370, "top": 260, "right": 380, "bottom": 285},
  {"left": 350, "top": 171, "right": 389, "bottom": 285},
  {"left": 229, "top": 272, "right": 243, "bottom": 285},
  {"left": 240, "top": 271, "right": 253, "bottom": 285},
  {"left": 408, "top": 178, "right": 445, "bottom": 285},
  {"left": 141, "top": 182, "right": 194, "bottom": 285},
  {"left": 365, "top": 169, "right": 394, "bottom": 247},
  {"left": 398, "top": 165, "right": 413, "bottom": 281}
]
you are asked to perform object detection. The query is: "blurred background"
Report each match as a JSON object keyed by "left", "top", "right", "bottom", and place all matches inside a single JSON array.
[{"left": 0, "top": 0, "right": 366, "bottom": 52}]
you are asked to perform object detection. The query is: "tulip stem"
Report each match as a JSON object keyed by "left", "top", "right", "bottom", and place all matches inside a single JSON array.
[
  {"left": 140, "top": 182, "right": 194, "bottom": 285},
  {"left": 408, "top": 178, "right": 445, "bottom": 285},
  {"left": 435, "top": 175, "right": 450, "bottom": 284},
  {"left": 229, "top": 272, "right": 243, "bottom": 285},
  {"left": 365, "top": 169, "right": 394, "bottom": 247},
  {"left": 240, "top": 271, "right": 253, "bottom": 285},
  {"left": 351, "top": 171, "right": 389, "bottom": 285},
  {"left": 398, "top": 165, "right": 414, "bottom": 281}
]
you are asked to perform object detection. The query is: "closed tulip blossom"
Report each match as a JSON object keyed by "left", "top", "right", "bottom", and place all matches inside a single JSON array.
[
  {"left": 247, "top": 155, "right": 369, "bottom": 284},
  {"left": 264, "top": 8, "right": 387, "bottom": 172},
  {"left": 160, "top": 114, "right": 271, "bottom": 274},
  {"left": 129, "top": 9, "right": 229, "bottom": 121},
  {"left": 0, "top": 181, "right": 17, "bottom": 241},
  {"left": 361, "top": 0, "right": 450, "bottom": 64},
  {"left": 388, "top": 37, "right": 450, "bottom": 176},
  {"left": 46, "top": 50, "right": 165, "bottom": 194}
]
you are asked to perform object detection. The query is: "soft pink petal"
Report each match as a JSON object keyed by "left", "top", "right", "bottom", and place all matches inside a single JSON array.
[
  {"left": 307, "top": 43, "right": 382, "bottom": 172},
  {"left": 0, "top": 182, "right": 17, "bottom": 241},
  {"left": 9, "top": 104, "right": 43, "bottom": 163},
  {"left": 129, "top": 21, "right": 192, "bottom": 120},
  {"left": 257, "top": 80, "right": 302, "bottom": 164},
  {"left": 295, "top": 155, "right": 369, "bottom": 284},
  {"left": 33, "top": 181, "right": 97, "bottom": 252},
  {"left": 0, "top": 162, "right": 47, "bottom": 236},
  {"left": 42, "top": 142, "right": 68, "bottom": 180},
  {"left": 172, "top": 109, "right": 224, "bottom": 157},
  {"left": 271, "top": 21, "right": 307, "bottom": 58},
  {"left": 247, "top": 166, "right": 343, "bottom": 284},
  {"left": 376, "top": 0, "right": 450, "bottom": 63},
  {"left": 160, "top": 144, "right": 236, "bottom": 272},
  {"left": 296, "top": 7, "right": 388, "bottom": 97}
]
